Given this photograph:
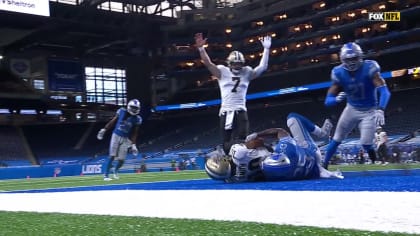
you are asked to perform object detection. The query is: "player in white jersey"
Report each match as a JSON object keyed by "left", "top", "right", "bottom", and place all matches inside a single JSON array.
[
  {"left": 194, "top": 32, "right": 271, "bottom": 154},
  {"left": 97, "top": 99, "right": 142, "bottom": 181},
  {"left": 205, "top": 112, "right": 342, "bottom": 183}
]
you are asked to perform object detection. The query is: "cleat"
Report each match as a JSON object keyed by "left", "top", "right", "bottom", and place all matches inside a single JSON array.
[
  {"left": 332, "top": 169, "right": 344, "bottom": 179},
  {"left": 112, "top": 168, "right": 120, "bottom": 180},
  {"left": 104, "top": 177, "right": 112, "bottom": 181}
]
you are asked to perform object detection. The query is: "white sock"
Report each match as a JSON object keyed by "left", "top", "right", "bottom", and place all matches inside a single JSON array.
[{"left": 311, "top": 126, "right": 326, "bottom": 138}]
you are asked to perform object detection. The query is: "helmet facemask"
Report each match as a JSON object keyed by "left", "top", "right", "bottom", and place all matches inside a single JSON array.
[
  {"left": 342, "top": 56, "right": 362, "bottom": 71},
  {"left": 230, "top": 62, "right": 245, "bottom": 74},
  {"left": 340, "top": 42, "right": 363, "bottom": 71}
]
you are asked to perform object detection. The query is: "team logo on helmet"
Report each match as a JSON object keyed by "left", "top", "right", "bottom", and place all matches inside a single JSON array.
[
  {"left": 127, "top": 99, "right": 141, "bottom": 115},
  {"left": 263, "top": 153, "right": 291, "bottom": 166},
  {"left": 340, "top": 42, "right": 363, "bottom": 71},
  {"left": 205, "top": 156, "right": 232, "bottom": 180}
]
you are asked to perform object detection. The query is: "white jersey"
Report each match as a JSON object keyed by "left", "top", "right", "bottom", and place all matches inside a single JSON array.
[
  {"left": 375, "top": 131, "right": 387, "bottom": 148},
  {"left": 229, "top": 143, "right": 271, "bottom": 182},
  {"left": 216, "top": 65, "right": 254, "bottom": 114},
  {"left": 230, "top": 144, "right": 272, "bottom": 162}
]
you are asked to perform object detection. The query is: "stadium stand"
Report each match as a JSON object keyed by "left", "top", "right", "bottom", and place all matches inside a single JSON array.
[{"left": 0, "top": 126, "right": 32, "bottom": 166}]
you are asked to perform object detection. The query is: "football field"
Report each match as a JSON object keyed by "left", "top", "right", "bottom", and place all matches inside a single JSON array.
[{"left": 0, "top": 164, "right": 419, "bottom": 235}]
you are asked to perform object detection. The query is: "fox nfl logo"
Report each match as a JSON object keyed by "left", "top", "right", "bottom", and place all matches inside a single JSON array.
[{"left": 368, "top": 12, "right": 400, "bottom": 21}]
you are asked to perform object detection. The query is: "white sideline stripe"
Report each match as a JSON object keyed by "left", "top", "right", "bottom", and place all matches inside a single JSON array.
[
  {"left": 0, "top": 171, "right": 204, "bottom": 187},
  {"left": 0, "top": 190, "right": 419, "bottom": 234},
  {"left": 1, "top": 178, "right": 208, "bottom": 192}
]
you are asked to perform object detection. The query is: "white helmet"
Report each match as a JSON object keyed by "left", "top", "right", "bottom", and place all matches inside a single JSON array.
[
  {"left": 127, "top": 99, "right": 141, "bottom": 115},
  {"left": 205, "top": 156, "right": 232, "bottom": 180},
  {"left": 226, "top": 50, "right": 245, "bottom": 74},
  {"left": 340, "top": 42, "right": 364, "bottom": 71}
]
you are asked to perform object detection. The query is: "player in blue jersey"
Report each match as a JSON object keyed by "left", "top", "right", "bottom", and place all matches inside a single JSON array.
[
  {"left": 205, "top": 112, "right": 343, "bottom": 182},
  {"left": 323, "top": 42, "right": 391, "bottom": 169},
  {"left": 97, "top": 99, "right": 142, "bottom": 181}
]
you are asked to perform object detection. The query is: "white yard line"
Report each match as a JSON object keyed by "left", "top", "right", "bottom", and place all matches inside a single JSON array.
[{"left": 0, "top": 190, "right": 419, "bottom": 234}]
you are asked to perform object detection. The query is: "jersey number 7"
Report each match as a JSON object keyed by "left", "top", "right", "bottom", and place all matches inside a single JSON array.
[{"left": 231, "top": 77, "right": 240, "bottom": 92}]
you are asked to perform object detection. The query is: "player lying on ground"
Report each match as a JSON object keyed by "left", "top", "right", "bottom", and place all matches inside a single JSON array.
[{"left": 205, "top": 112, "right": 343, "bottom": 183}]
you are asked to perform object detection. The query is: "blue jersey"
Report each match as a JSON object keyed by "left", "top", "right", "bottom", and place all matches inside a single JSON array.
[
  {"left": 331, "top": 60, "right": 380, "bottom": 109},
  {"left": 261, "top": 137, "right": 319, "bottom": 181},
  {"left": 113, "top": 108, "right": 142, "bottom": 137}
]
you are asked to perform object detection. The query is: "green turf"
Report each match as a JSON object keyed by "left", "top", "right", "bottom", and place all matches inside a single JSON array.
[
  {"left": 0, "top": 211, "right": 415, "bottom": 236},
  {"left": 1, "top": 163, "right": 419, "bottom": 236}
]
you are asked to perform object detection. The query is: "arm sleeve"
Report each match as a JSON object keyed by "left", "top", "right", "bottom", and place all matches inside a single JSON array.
[
  {"left": 377, "top": 85, "right": 391, "bottom": 110},
  {"left": 324, "top": 68, "right": 341, "bottom": 107},
  {"left": 324, "top": 93, "right": 338, "bottom": 107}
]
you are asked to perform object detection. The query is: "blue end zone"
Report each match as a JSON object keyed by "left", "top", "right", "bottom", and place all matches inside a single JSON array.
[{"left": 6, "top": 169, "right": 420, "bottom": 194}]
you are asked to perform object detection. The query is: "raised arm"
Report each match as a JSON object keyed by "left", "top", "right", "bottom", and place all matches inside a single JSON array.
[
  {"left": 251, "top": 36, "right": 271, "bottom": 80},
  {"left": 194, "top": 33, "right": 221, "bottom": 78}
]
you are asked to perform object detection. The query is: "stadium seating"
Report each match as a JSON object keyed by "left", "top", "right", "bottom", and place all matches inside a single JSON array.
[{"left": 0, "top": 126, "right": 32, "bottom": 166}]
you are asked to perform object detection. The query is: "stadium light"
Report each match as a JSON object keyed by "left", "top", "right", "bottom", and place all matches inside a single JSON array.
[
  {"left": 256, "top": 21, "right": 264, "bottom": 26},
  {"left": 0, "top": 109, "right": 10, "bottom": 114}
]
